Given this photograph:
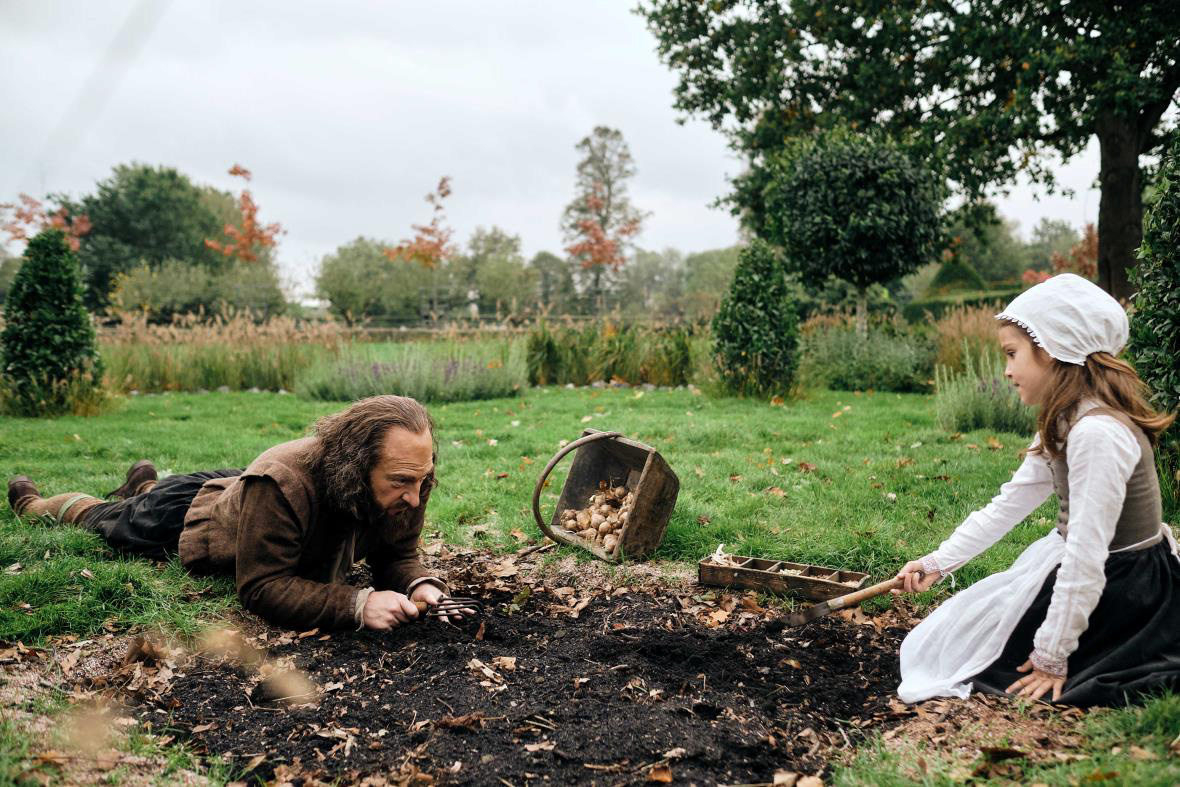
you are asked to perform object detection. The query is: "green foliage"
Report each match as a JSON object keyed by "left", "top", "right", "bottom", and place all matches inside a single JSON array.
[
  {"left": 934, "top": 345, "right": 1035, "bottom": 435},
  {"left": 530, "top": 251, "right": 578, "bottom": 315},
  {"left": 1027, "top": 217, "right": 1081, "bottom": 271},
  {"left": 927, "top": 256, "right": 987, "bottom": 295},
  {"left": 0, "top": 230, "right": 105, "bottom": 416},
  {"left": 712, "top": 240, "right": 800, "bottom": 395},
  {"left": 639, "top": 0, "right": 1178, "bottom": 254},
  {"left": 945, "top": 208, "right": 1032, "bottom": 284},
  {"left": 295, "top": 340, "right": 526, "bottom": 403},
  {"left": 762, "top": 129, "right": 943, "bottom": 329},
  {"left": 799, "top": 321, "right": 936, "bottom": 394},
  {"left": 1130, "top": 134, "right": 1180, "bottom": 506},
  {"left": 316, "top": 236, "right": 424, "bottom": 324},
  {"left": 0, "top": 256, "right": 20, "bottom": 305},
  {"left": 682, "top": 246, "right": 741, "bottom": 321},
  {"left": 57, "top": 163, "right": 239, "bottom": 310},
  {"left": 525, "top": 321, "right": 700, "bottom": 387},
  {"left": 111, "top": 259, "right": 286, "bottom": 320},
  {"left": 468, "top": 227, "right": 537, "bottom": 317},
  {"left": 902, "top": 288, "right": 1021, "bottom": 323}
]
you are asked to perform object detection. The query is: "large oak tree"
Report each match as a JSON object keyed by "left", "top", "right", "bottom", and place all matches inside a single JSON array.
[{"left": 638, "top": 0, "right": 1180, "bottom": 299}]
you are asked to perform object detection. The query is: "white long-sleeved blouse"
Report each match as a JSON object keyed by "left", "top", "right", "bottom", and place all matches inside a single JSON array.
[{"left": 920, "top": 401, "right": 1147, "bottom": 677}]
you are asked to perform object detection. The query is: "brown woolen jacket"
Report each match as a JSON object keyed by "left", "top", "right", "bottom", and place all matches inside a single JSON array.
[{"left": 177, "top": 437, "right": 433, "bottom": 630}]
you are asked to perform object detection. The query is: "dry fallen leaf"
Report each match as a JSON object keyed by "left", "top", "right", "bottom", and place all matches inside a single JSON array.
[
  {"left": 492, "top": 656, "right": 517, "bottom": 672},
  {"left": 986, "top": 436, "right": 1003, "bottom": 451},
  {"left": 773, "top": 771, "right": 799, "bottom": 786},
  {"left": 797, "top": 776, "right": 824, "bottom": 787},
  {"left": 525, "top": 740, "right": 556, "bottom": 753},
  {"left": 647, "top": 764, "right": 674, "bottom": 783},
  {"left": 766, "top": 486, "right": 786, "bottom": 497}
]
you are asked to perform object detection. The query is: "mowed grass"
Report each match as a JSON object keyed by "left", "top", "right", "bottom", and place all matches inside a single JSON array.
[{"left": 1, "top": 386, "right": 1047, "bottom": 642}]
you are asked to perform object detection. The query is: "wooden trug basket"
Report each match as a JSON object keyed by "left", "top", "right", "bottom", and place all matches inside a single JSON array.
[{"left": 532, "top": 429, "right": 679, "bottom": 562}]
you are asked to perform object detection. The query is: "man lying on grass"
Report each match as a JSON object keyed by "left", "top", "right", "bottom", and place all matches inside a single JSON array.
[{"left": 7, "top": 395, "right": 465, "bottom": 631}]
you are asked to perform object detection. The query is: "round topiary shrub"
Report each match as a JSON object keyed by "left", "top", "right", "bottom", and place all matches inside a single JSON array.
[
  {"left": 1130, "top": 135, "right": 1180, "bottom": 513},
  {"left": 1, "top": 229, "right": 105, "bottom": 416},
  {"left": 712, "top": 240, "right": 800, "bottom": 396},
  {"left": 762, "top": 128, "right": 943, "bottom": 335}
]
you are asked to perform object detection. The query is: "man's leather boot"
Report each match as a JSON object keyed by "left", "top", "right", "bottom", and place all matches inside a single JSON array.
[
  {"left": 106, "top": 460, "right": 158, "bottom": 500},
  {"left": 7, "top": 476, "right": 40, "bottom": 514}
]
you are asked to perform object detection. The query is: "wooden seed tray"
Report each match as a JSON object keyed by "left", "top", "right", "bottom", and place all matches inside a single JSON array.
[{"left": 698, "top": 555, "right": 868, "bottom": 601}]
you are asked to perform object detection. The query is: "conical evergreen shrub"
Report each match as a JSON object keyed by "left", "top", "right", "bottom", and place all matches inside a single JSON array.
[
  {"left": 712, "top": 240, "right": 800, "bottom": 396},
  {"left": 1, "top": 229, "right": 105, "bottom": 415}
]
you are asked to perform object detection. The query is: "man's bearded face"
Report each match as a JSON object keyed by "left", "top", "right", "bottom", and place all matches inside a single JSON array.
[{"left": 369, "top": 427, "right": 434, "bottom": 518}]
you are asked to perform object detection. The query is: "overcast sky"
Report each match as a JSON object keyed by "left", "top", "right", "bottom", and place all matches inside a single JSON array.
[{"left": 2, "top": 1, "right": 1103, "bottom": 297}]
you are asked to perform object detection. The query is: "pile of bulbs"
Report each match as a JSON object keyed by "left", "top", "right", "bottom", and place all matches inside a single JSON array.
[{"left": 560, "top": 481, "right": 635, "bottom": 554}]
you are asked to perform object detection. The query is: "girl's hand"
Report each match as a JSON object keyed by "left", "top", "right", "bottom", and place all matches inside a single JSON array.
[
  {"left": 1006, "top": 660, "right": 1066, "bottom": 702},
  {"left": 892, "top": 559, "right": 940, "bottom": 594}
]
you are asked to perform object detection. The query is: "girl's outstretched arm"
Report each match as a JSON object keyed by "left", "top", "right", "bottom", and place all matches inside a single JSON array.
[{"left": 919, "top": 435, "right": 1054, "bottom": 579}]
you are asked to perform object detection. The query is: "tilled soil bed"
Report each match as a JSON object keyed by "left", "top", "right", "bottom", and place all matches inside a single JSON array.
[{"left": 122, "top": 567, "right": 909, "bottom": 786}]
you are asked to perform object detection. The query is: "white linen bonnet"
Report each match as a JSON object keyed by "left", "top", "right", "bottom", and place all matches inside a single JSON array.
[{"left": 994, "top": 273, "right": 1128, "bottom": 365}]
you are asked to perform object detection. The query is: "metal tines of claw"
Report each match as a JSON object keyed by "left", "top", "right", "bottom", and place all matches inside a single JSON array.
[{"left": 424, "top": 597, "right": 482, "bottom": 619}]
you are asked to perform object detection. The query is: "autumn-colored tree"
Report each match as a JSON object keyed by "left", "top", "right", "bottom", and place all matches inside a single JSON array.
[
  {"left": 204, "top": 164, "right": 283, "bottom": 263},
  {"left": 1051, "top": 223, "right": 1098, "bottom": 279},
  {"left": 561, "top": 127, "right": 646, "bottom": 312},
  {"left": 384, "top": 177, "right": 457, "bottom": 270},
  {"left": 1021, "top": 223, "right": 1098, "bottom": 286},
  {"left": 1, "top": 193, "right": 91, "bottom": 252}
]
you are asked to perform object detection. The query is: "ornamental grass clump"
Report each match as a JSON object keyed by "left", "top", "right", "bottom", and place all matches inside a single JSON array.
[
  {"left": 0, "top": 229, "right": 105, "bottom": 416},
  {"left": 934, "top": 344, "right": 1034, "bottom": 435},
  {"left": 100, "top": 311, "right": 342, "bottom": 393},
  {"left": 296, "top": 339, "right": 526, "bottom": 403},
  {"left": 525, "top": 320, "right": 698, "bottom": 387},
  {"left": 798, "top": 313, "right": 935, "bottom": 393}
]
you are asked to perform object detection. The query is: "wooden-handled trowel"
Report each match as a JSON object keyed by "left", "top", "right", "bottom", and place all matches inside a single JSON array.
[{"left": 782, "top": 576, "right": 905, "bottom": 628}]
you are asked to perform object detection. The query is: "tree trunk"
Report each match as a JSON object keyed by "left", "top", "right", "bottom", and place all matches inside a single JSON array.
[
  {"left": 1095, "top": 114, "right": 1144, "bottom": 301},
  {"left": 856, "top": 287, "right": 868, "bottom": 338}
]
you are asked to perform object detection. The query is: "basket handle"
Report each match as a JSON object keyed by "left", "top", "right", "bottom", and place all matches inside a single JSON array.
[{"left": 532, "top": 430, "right": 622, "bottom": 544}]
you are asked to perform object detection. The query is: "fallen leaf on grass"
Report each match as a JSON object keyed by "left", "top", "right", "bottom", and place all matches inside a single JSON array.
[
  {"left": 79, "top": 568, "right": 95, "bottom": 580},
  {"left": 987, "top": 437, "right": 1003, "bottom": 451},
  {"left": 797, "top": 462, "right": 817, "bottom": 473},
  {"left": 728, "top": 474, "right": 743, "bottom": 483},
  {"left": 509, "top": 528, "right": 528, "bottom": 542},
  {"left": 59, "top": 649, "right": 81, "bottom": 677},
  {"left": 766, "top": 486, "right": 786, "bottom": 497},
  {"left": 5, "top": 562, "right": 21, "bottom": 574},
  {"left": 492, "top": 558, "right": 519, "bottom": 578}
]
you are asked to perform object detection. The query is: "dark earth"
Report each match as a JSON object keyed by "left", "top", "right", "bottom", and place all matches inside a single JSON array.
[{"left": 109, "top": 553, "right": 910, "bottom": 786}]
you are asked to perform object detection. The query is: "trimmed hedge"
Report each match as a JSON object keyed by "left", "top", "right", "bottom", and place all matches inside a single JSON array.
[{"left": 902, "top": 287, "right": 1021, "bottom": 322}]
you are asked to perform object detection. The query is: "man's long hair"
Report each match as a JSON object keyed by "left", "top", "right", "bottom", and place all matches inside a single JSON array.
[{"left": 306, "top": 395, "right": 436, "bottom": 521}]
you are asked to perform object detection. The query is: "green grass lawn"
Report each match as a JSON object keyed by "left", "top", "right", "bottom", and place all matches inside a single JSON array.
[{"left": 1, "top": 386, "right": 1176, "bottom": 784}]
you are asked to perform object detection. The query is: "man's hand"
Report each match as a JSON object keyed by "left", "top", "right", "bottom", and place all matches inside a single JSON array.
[
  {"left": 892, "top": 559, "right": 940, "bottom": 594},
  {"left": 410, "top": 583, "right": 475, "bottom": 623},
  {"left": 1006, "top": 659, "right": 1066, "bottom": 702},
  {"left": 362, "top": 590, "right": 420, "bottom": 630}
]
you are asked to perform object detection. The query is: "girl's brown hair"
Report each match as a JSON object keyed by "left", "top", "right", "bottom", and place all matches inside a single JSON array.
[{"left": 1019, "top": 338, "right": 1176, "bottom": 459}]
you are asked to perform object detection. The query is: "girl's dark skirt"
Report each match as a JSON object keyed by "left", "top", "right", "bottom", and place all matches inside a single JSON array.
[{"left": 971, "top": 539, "right": 1180, "bottom": 706}]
